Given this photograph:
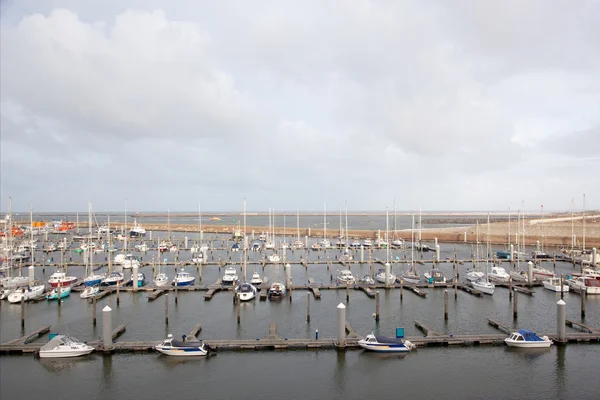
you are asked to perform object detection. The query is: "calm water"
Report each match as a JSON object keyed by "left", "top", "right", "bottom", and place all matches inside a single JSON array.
[{"left": 2, "top": 233, "right": 599, "bottom": 399}]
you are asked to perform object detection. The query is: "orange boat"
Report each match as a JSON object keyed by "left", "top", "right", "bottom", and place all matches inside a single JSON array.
[{"left": 57, "top": 222, "right": 75, "bottom": 232}]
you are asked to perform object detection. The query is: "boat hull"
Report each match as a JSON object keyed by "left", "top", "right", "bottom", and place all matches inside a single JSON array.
[
  {"left": 39, "top": 348, "right": 94, "bottom": 358},
  {"left": 155, "top": 346, "right": 207, "bottom": 356},
  {"left": 504, "top": 339, "right": 552, "bottom": 348},
  {"left": 48, "top": 278, "right": 77, "bottom": 288},
  {"left": 358, "top": 341, "right": 411, "bottom": 353}
]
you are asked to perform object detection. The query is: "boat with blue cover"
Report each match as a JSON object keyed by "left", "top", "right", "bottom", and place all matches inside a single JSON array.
[
  {"left": 504, "top": 329, "right": 552, "bottom": 348},
  {"left": 358, "top": 333, "right": 415, "bottom": 353},
  {"left": 172, "top": 270, "right": 195, "bottom": 287},
  {"left": 155, "top": 334, "right": 208, "bottom": 356}
]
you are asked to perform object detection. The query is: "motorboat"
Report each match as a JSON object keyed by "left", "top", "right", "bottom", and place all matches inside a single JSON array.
[
  {"left": 191, "top": 252, "right": 204, "bottom": 263},
  {"left": 504, "top": 330, "right": 552, "bottom": 348},
  {"left": 310, "top": 243, "right": 321, "bottom": 251},
  {"left": 391, "top": 239, "right": 404, "bottom": 248},
  {"left": 129, "top": 220, "right": 146, "bottom": 237},
  {"left": 231, "top": 243, "right": 240, "bottom": 252},
  {"left": 153, "top": 272, "right": 169, "bottom": 287},
  {"left": 7, "top": 285, "right": 45, "bottom": 303},
  {"left": 320, "top": 239, "right": 331, "bottom": 248},
  {"left": 2, "top": 276, "right": 31, "bottom": 289},
  {"left": 532, "top": 251, "right": 552, "bottom": 260},
  {"left": 471, "top": 278, "right": 495, "bottom": 295},
  {"left": 172, "top": 270, "right": 195, "bottom": 287},
  {"left": 46, "top": 286, "right": 72, "bottom": 300},
  {"left": 509, "top": 270, "right": 529, "bottom": 283},
  {"left": 336, "top": 269, "right": 356, "bottom": 285},
  {"left": 543, "top": 277, "right": 569, "bottom": 292},
  {"left": 125, "top": 272, "right": 145, "bottom": 287},
  {"left": 135, "top": 243, "right": 149, "bottom": 252},
  {"left": 47, "top": 269, "right": 78, "bottom": 288},
  {"left": 155, "top": 334, "right": 208, "bottom": 356},
  {"left": 222, "top": 267, "right": 238, "bottom": 285},
  {"left": 338, "top": 250, "right": 353, "bottom": 263},
  {"left": 360, "top": 275, "right": 375, "bottom": 284},
  {"left": 252, "top": 242, "right": 261, "bottom": 252},
  {"left": 358, "top": 332, "right": 415, "bottom": 352},
  {"left": 496, "top": 250, "right": 511, "bottom": 260},
  {"left": 565, "top": 276, "right": 600, "bottom": 294},
  {"left": 414, "top": 241, "right": 432, "bottom": 252},
  {"left": 39, "top": 335, "right": 95, "bottom": 358},
  {"left": 363, "top": 239, "right": 373, "bottom": 247},
  {"left": 250, "top": 271, "right": 263, "bottom": 286},
  {"left": 44, "top": 243, "right": 57, "bottom": 253},
  {"left": 375, "top": 267, "right": 397, "bottom": 285},
  {"left": 374, "top": 239, "right": 388, "bottom": 248},
  {"left": 80, "top": 285, "right": 100, "bottom": 299},
  {"left": 423, "top": 269, "right": 446, "bottom": 284},
  {"left": 350, "top": 240, "right": 361, "bottom": 248},
  {"left": 268, "top": 282, "right": 286, "bottom": 300},
  {"left": 268, "top": 253, "right": 281, "bottom": 263},
  {"left": 488, "top": 266, "right": 510, "bottom": 283},
  {"left": 291, "top": 240, "right": 304, "bottom": 250},
  {"left": 265, "top": 241, "right": 275, "bottom": 250},
  {"left": 102, "top": 272, "right": 124, "bottom": 286},
  {"left": 119, "top": 254, "right": 141, "bottom": 270},
  {"left": 236, "top": 283, "right": 257, "bottom": 301}
]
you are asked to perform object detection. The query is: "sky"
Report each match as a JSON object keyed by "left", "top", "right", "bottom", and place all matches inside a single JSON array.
[{"left": 1, "top": 0, "right": 599, "bottom": 213}]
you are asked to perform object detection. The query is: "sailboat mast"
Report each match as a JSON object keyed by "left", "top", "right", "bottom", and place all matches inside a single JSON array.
[
  {"left": 582, "top": 193, "right": 586, "bottom": 251},
  {"left": 30, "top": 203, "right": 34, "bottom": 266},
  {"left": 296, "top": 204, "right": 300, "bottom": 241},
  {"left": 386, "top": 207, "right": 389, "bottom": 263},
  {"left": 507, "top": 206, "right": 511, "bottom": 247},
  {"left": 243, "top": 198, "right": 247, "bottom": 282},
  {"left": 323, "top": 201, "right": 327, "bottom": 243},
  {"left": 198, "top": 202, "right": 202, "bottom": 242},
  {"left": 345, "top": 200, "right": 348, "bottom": 245},
  {"left": 108, "top": 215, "right": 112, "bottom": 274}
]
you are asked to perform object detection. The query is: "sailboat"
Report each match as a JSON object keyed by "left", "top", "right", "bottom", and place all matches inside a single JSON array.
[
  {"left": 84, "top": 202, "right": 105, "bottom": 287},
  {"left": 391, "top": 199, "right": 403, "bottom": 248},
  {"left": 320, "top": 202, "right": 331, "bottom": 248},
  {"left": 465, "top": 221, "right": 485, "bottom": 282},
  {"left": 291, "top": 205, "right": 304, "bottom": 250},
  {"left": 471, "top": 214, "right": 495, "bottom": 295},
  {"left": 401, "top": 213, "right": 420, "bottom": 284},
  {"left": 375, "top": 208, "right": 397, "bottom": 285}
]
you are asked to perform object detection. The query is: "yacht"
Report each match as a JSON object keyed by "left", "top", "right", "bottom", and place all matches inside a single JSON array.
[
  {"left": 291, "top": 240, "right": 304, "bottom": 250},
  {"left": 360, "top": 275, "right": 375, "bottom": 284},
  {"left": 310, "top": 243, "right": 322, "bottom": 251},
  {"left": 336, "top": 270, "right": 356, "bottom": 285},
  {"left": 236, "top": 283, "right": 257, "bottom": 301},
  {"left": 543, "top": 277, "right": 569, "bottom": 292},
  {"left": 222, "top": 267, "right": 238, "bottom": 285},
  {"left": 338, "top": 249, "right": 353, "bottom": 263},
  {"left": 80, "top": 285, "right": 100, "bottom": 299},
  {"left": 47, "top": 269, "right": 78, "bottom": 288},
  {"left": 39, "top": 335, "right": 95, "bottom": 358},
  {"left": 102, "top": 272, "right": 124, "bottom": 286},
  {"left": 268, "top": 253, "right": 281, "bottom": 263},
  {"left": 363, "top": 239, "right": 373, "bottom": 247},
  {"left": 7, "top": 285, "right": 45, "bottom": 303},
  {"left": 400, "top": 267, "right": 421, "bottom": 284},
  {"left": 423, "top": 268, "right": 446, "bottom": 284},
  {"left": 565, "top": 276, "right": 600, "bottom": 294},
  {"left": 172, "top": 270, "right": 195, "bottom": 287},
  {"left": 267, "top": 282, "right": 286, "bottom": 300},
  {"left": 391, "top": 239, "right": 404, "bottom": 248},
  {"left": 129, "top": 219, "right": 146, "bottom": 238},
  {"left": 250, "top": 271, "right": 263, "bottom": 286},
  {"left": 488, "top": 266, "right": 510, "bottom": 283},
  {"left": 153, "top": 272, "right": 169, "bottom": 287},
  {"left": 471, "top": 277, "right": 495, "bottom": 295}
]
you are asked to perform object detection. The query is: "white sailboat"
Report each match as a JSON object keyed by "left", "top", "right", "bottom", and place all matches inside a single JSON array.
[
  {"left": 401, "top": 213, "right": 420, "bottom": 284},
  {"left": 320, "top": 202, "right": 331, "bottom": 248},
  {"left": 471, "top": 214, "right": 495, "bottom": 295},
  {"left": 291, "top": 205, "right": 304, "bottom": 250}
]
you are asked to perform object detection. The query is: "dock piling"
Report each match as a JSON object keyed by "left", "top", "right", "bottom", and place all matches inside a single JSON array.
[
  {"left": 557, "top": 299, "right": 566, "bottom": 343},
  {"left": 307, "top": 292, "right": 311, "bottom": 322},
  {"left": 375, "top": 291, "right": 380, "bottom": 322},
  {"left": 509, "top": 277, "right": 513, "bottom": 300},
  {"left": 93, "top": 297, "right": 97, "bottom": 326},
  {"left": 237, "top": 297, "right": 241, "bottom": 325},
  {"left": 165, "top": 293, "right": 169, "bottom": 325},
  {"left": 400, "top": 279, "right": 403, "bottom": 302},
  {"left": 103, "top": 305, "right": 112, "bottom": 351},
  {"left": 444, "top": 290, "right": 448, "bottom": 321},
  {"left": 133, "top": 265, "right": 139, "bottom": 292},
  {"left": 20, "top": 296, "right": 25, "bottom": 332},
  {"left": 581, "top": 291, "right": 586, "bottom": 319},
  {"left": 116, "top": 282, "right": 120, "bottom": 306},
  {"left": 513, "top": 289, "right": 518, "bottom": 320},
  {"left": 337, "top": 303, "right": 346, "bottom": 348}
]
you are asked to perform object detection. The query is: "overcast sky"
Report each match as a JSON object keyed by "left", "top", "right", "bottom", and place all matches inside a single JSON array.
[{"left": 1, "top": 0, "right": 599, "bottom": 213}]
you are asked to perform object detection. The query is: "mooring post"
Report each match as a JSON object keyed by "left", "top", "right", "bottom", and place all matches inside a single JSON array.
[
  {"left": 103, "top": 305, "right": 112, "bottom": 351},
  {"left": 92, "top": 297, "right": 97, "bottom": 326},
  {"left": 133, "top": 264, "right": 139, "bottom": 293},
  {"left": 345, "top": 280, "right": 349, "bottom": 302},
  {"left": 444, "top": 290, "right": 449, "bottom": 321},
  {"left": 581, "top": 290, "right": 586, "bottom": 319},
  {"left": 237, "top": 297, "right": 241, "bottom": 324},
  {"left": 116, "top": 281, "right": 120, "bottom": 306},
  {"left": 57, "top": 281, "right": 62, "bottom": 308},
  {"left": 400, "top": 278, "right": 403, "bottom": 302},
  {"left": 360, "top": 245, "right": 364, "bottom": 263},
  {"left": 513, "top": 289, "right": 518, "bottom": 320},
  {"left": 28, "top": 265, "right": 34, "bottom": 285},
  {"left": 164, "top": 293, "right": 169, "bottom": 325},
  {"left": 509, "top": 276, "right": 513, "bottom": 300},
  {"left": 375, "top": 291, "right": 380, "bottom": 322},
  {"left": 527, "top": 261, "right": 533, "bottom": 287},
  {"left": 337, "top": 303, "right": 346, "bottom": 348},
  {"left": 20, "top": 295, "right": 25, "bottom": 331},
  {"left": 557, "top": 299, "right": 566, "bottom": 343},
  {"left": 307, "top": 292, "right": 311, "bottom": 322}
]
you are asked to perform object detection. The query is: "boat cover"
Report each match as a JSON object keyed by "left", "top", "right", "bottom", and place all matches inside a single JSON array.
[
  {"left": 516, "top": 330, "right": 544, "bottom": 341},
  {"left": 171, "top": 339, "right": 204, "bottom": 348},
  {"left": 375, "top": 335, "right": 406, "bottom": 344}
]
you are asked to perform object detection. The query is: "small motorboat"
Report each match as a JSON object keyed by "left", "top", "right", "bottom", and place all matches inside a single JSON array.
[
  {"left": 251, "top": 242, "right": 261, "bottom": 252},
  {"left": 84, "top": 273, "right": 105, "bottom": 287},
  {"left": 291, "top": 240, "right": 304, "bottom": 250},
  {"left": 375, "top": 267, "right": 397, "bottom": 285},
  {"left": 423, "top": 268, "right": 446, "bottom": 284},
  {"left": 496, "top": 250, "right": 511, "bottom": 260},
  {"left": 172, "top": 270, "right": 195, "bottom": 287},
  {"left": 39, "top": 335, "right": 95, "bottom": 358},
  {"left": 125, "top": 272, "right": 145, "bottom": 287},
  {"left": 336, "top": 269, "right": 356, "bottom": 285},
  {"left": 543, "top": 277, "right": 569, "bottom": 292},
  {"left": 153, "top": 272, "right": 169, "bottom": 287},
  {"left": 465, "top": 269, "right": 484, "bottom": 282},
  {"left": 250, "top": 271, "right": 263, "bottom": 286},
  {"left": 80, "top": 285, "right": 100, "bottom": 299},
  {"left": 565, "top": 276, "right": 600, "bottom": 294},
  {"left": 222, "top": 267, "right": 238, "bottom": 285},
  {"left": 488, "top": 266, "right": 510, "bottom": 283},
  {"left": 338, "top": 248, "right": 353, "bottom": 263},
  {"left": 391, "top": 239, "right": 404, "bottom": 248},
  {"left": 8, "top": 285, "right": 45, "bottom": 303},
  {"left": 504, "top": 330, "right": 552, "bottom": 348},
  {"left": 360, "top": 275, "right": 375, "bottom": 285},
  {"left": 358, "top": 332, "right": 415, "bottom": 352},
  {"left": 268, "top": 253, "right": 281, "bottom": 263},
  {"left": 102, "top": 272, "right": 124, "bottom": 286},
  {"left": 310, "top": 243, "right": 321, "bottom": 251},
  {"left": 47, "top": 269, "right": 78, "bottom": 288},
  {"left": 231, "top": 243, "right": 240, "bottom": 252},
  {"left": 46, "top": 286, "right": 72, "bottom": 300},
  {"left": 320, "top": 239, "right": 331, "bottom": 248},
  {"left": 363, "top": 239, "right": 373, "bottom": 247},
  {"left": 268, "top": 282, "right": 286, "bottom": 300},
  {"left": 191, "top": 252, "right": 204, "bottom": 263},
  {"left": 155, "top": 334, "right": 208, "bottom": 356},
  {"left": 236, "top": 283, "right": 257, "bottom": 301}
]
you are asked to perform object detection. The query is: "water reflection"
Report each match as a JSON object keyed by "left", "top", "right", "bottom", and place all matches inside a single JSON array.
[
  {"left": 357, "top": 350, "right": 409, "bottom": 361},
  {"left": 504, "top": 346, "right": 552, "bottom": 360},
  {"left": 555, "top": 345, "right": 567, "bottom": 399},
  {"left": 39, "top": 354, "right": 96, "bottom": 373}
]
